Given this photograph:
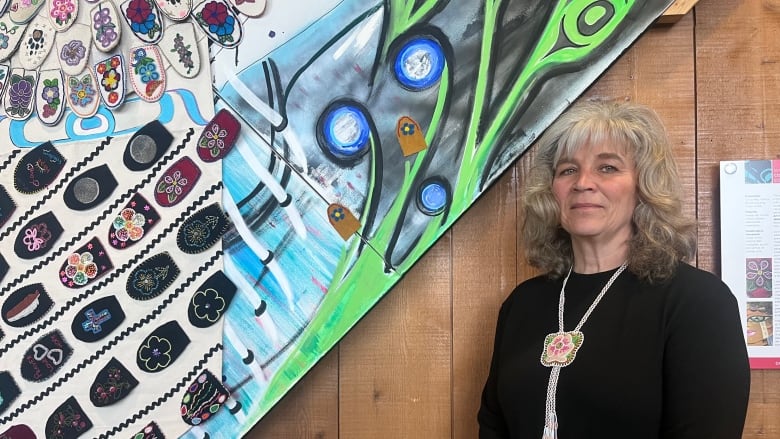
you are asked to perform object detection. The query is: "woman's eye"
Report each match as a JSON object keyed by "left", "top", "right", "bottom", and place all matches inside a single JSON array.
[
  {"left": 600, "top": 165, "right": 618, "bottom": 173},
  {"left": 557, "top": 168, "right": 575, "bottom": 176}
]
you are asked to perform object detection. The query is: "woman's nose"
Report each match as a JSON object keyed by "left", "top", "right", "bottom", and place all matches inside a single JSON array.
[{"left": 573, "top": 170, "right": 595, "bottom": 191}]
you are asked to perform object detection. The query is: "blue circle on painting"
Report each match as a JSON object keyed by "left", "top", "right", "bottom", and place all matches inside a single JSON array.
[
  {"left": 320, "top": 105, "right": 370, "bottom": 158},
  {"left": 418, "top": 180, "right": 449, "bottom": 215},
  {"left": 394, "top": 37, "right": 445, "bottom": 90}
]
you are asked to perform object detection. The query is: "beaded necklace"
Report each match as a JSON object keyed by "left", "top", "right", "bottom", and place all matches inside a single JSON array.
[{"left": 540, "top": 262, "right": 628, "bottom": 439}]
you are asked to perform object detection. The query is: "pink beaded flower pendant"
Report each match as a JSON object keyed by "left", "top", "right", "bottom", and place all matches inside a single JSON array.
[{"left": 540, "top": 331, "right": 584, "bottom": 367}]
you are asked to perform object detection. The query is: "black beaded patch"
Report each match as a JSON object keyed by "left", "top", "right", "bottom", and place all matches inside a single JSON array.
[
  {"left": 124, "top": 120, "right": 174, "bottom": 171},
  {"left": 126, "top": 252, "right": 180, "bottom": 301},
  {"left": 0, "top": 371, "right": 21, "bottom": 415},
  {"left": 188, "top": 271, "right": 236, "bottom": 328},
  {"left": 0, "top": 184, "right": 15, "bottom": 229},
  {"left": 2, "top": 283, "right": 53, "bottom": 327},
  {"left": 59, "top": 237, "right": 114, "bottom": 289},
  {"left": 131, "top": 422, "right": 165, "bottom": 439},
  {"left": 176, "top": 203, "right": 229, "bottom": 254},
  {"left": 45, "top": 396, "right": 93, "bottom": 439},
  {"left": 181, "top": 369, "right": 229, "bottom": 425},
  {"left": 71, "top": 295, "right": 126, "bottom": 343},
  {"left": 108, "top": 193, "right": 160, "bottom": 250},
  {"left": 136, "top": 321, "right": 190, "bottom": 373},
  {"left": 0, "top": 253, "right": 8, "bottom": 284},
  {"left": 63, "top": 164, "right": 118, "bottom": 211},
  {"left": 90, "top": 357, "right": 139, "bottom": 407},
  {"left": 13, "top": 211, "right": 63, "bottom": 259},
  {"left": 20, "top": 329, "right": 72, "bottom": 382},
  {"left": 13, "top": 142, "right": 66, "bottom": 194}
]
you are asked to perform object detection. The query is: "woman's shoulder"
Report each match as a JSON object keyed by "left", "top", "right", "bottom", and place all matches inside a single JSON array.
[
  {"left": 502, "top": 273, "right": 558, "bottom": 307},
  {"left": 661, "top": 261, "right": 737, "bottom": 308}
]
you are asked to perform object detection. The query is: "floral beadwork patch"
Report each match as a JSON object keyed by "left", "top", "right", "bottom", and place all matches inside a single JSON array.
[
  {"left": 540, "top": 331, "right": 584, "bottom": 368},
  {"left": 197, "top": 108, "right": 239, "bottom": 162},
  {"left": 0, "top": 371, "right": 21, "bottom": 415},
  {"left": 14, "top": 211, "right": 63, "bottom": 259},
  {"left": 59, "top": 237, "right": 113, "bottom": 288},
  {"left": 2, "top": 283, "right": 53, "bottom": 327},
  {"left": 109, "top": 193, "right": 160, "bottom": 249},
  {"left": 192, "top": 0, "right": 242, "bottom": 48},
  {"left": 48, "top": 0, "right": 78, "bottom": 31},
  {"left": 90, "top": 357, "right": 139, "bottom": 407},
  {"left": 176, "top": 203, "right": 229, "bottom": 254},
  {"left": 396, "top": 116, "right": 427, "bottom": 156},
  {"left": 160, "top": 22, "right": 200, "bottom": 78},
  {"left": 91, "top": 1, "right": 121, "bottom": 52},
  {"left": 4, "top": 68, "right": 37, "bottom": 121},
  {"left": 126, "top": 252, "right": 180, "bottom": 300},
  {"left": 181, "top": 369, "right": 229, "bottom": 425},
  {"left": 63, "top": 164, "right": 118, "bottom": 211},
  {"left": 136, "top": 321, "right": 190, "bottom": 373},
  {"left": 94, "top": 54, "right": 125, "bottom": 109},
  {"left": 0, "top": 21, "right": 24, "bottom": 63},
  {"left": 44, "top": 396, "right": 93, "bottom": 439},
  {"left": 155, "top": 156, "right": 200, "bottom": 207},
  {"left": 129, "top": 45, "right": 166, "bottom": 102},
  {"left": 13, "top": 141, "right": 66, "bottom": 194},
  {"left": 327, "top": 203, "right": 361, "bottom": 240},
  {"left": 56, "top": 23, "right": 91, "bottom": 75},
  {"left": 20, "top": 329, "right": 73, "bottom": 382},
  {"left": 70, "top": 295, "right": 126, "bottom": 343},
  {"left": 122, "top": 0, "right": 163, "bottom": 43},
  {"left": 36, "top": 69, "right": 65, "bottom": 126},
  {"left": 9, "top": 0, "right": 45, "bottom": 24},
  {"left": 65, "top": 70, "right": 99, "bottom": 118},
  {"left": 188, "top": 271, "right": 236, "bottom": 328},
  {"left": 123, "top": 120, "right": 173, "bottom": 171}
]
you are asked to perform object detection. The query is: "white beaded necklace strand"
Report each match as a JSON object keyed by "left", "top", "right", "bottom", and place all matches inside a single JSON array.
[{"left": 540, "top": 262, "right": 628, "bottom": 439}]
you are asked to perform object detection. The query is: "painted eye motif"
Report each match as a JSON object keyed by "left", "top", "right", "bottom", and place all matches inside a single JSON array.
[
  {"left": 417, "top": 178, "right": 450, "bottom": 216},
  {"left": 393, "top": 36, "right": 445, "bottom": 91},
  {"left": 316, "top": 101, "right": 372, "bottom": 163}
]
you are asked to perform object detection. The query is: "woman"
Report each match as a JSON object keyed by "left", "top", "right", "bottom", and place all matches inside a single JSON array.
[{"left": 478, "top": 100, "right": 750, "bottom": 438}]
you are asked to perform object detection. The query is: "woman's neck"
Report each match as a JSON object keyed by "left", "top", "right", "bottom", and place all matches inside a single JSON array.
[{"left": 571, "top": 239, "right": 629, "bottom": 274}]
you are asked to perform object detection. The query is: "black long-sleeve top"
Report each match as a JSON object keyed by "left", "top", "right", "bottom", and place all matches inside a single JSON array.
[{"left": 478, "top": 262, "right": 750, "bottom": 438}]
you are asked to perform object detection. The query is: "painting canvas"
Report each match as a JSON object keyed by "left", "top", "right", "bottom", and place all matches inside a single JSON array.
[
  {"left": 0, "top": 0, "right": 676, "bottom": 437},
  {"left": 197, "top": 0, "right": 677, "bottom": 436}
]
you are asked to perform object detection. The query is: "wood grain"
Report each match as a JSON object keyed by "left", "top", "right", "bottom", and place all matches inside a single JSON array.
[
  {"left": 696, "top": 1, "right": 780, "bottom": 437},
  {"left": 338, "top": 236, "right": 453, "bottom": 438}
]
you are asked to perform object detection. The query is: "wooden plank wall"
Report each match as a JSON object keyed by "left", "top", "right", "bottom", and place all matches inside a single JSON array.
[{"left": 247, "top": 0, "right": 780, "bottom": 437}]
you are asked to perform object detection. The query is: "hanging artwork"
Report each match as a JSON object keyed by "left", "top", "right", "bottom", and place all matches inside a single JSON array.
[
  {"left": 192, "top": 0, "right": 677, "bottom": 437},
  {"left": 0, "top": 0, "right": 677, "bottom": 437}
]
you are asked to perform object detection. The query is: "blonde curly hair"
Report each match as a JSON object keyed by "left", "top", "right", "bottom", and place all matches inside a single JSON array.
[{"left": 522, "top": 100, "right": 696, "bottom": 283}]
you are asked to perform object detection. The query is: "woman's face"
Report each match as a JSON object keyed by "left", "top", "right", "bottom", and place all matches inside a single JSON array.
[{"left": 552, "top": 141, "right": 638, "bottom": 248}]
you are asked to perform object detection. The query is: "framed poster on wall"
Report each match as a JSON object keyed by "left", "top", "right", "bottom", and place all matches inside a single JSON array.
[{"left": 721, "top": 159, "right": 780, "bottom": 369}]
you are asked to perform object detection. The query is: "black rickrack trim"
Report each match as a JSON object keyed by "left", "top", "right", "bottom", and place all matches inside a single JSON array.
[
  {"left": 0, "top": 183, "right": 223, "bottom": 356},
  {"left": 0, "top": 129, "right": 195, "bottom": 297},
  {"left": 0, "top": 137, "right": 112, "bottom": 241},
  {"left": 0, "top": 150, "right": 20, "bottom": 174},
  {"left": 0, "top": 252, "right": 223, "bottom": 424},
  {"left": 95, "top": 344, "right": 223, "bottom": 439}
]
